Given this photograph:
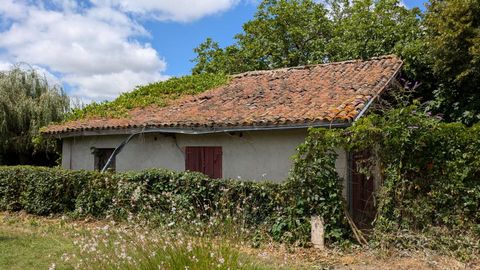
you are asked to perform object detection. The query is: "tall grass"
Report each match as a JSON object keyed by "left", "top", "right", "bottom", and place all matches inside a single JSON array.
[{"left": 65, "top": 220, "right": 276, "bottom": 270}]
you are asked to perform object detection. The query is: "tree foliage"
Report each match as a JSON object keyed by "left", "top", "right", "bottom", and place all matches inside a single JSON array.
[
  {"left": 327, "top": 0, "right": 422, "bottom": 62},
  {"left": 193, "top": 0, "right": 333, "bottom": 74},
  {"left": 0, "top": 66, "right": 69, "bottom": 165},
  {"left": 192, "top": 0, "right": 421, "bottom": 75},
  {"left": 425, "top": 0, "right": 480, "bottom": 124}
]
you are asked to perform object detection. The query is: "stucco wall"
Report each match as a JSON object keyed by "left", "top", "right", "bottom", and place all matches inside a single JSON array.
[{"left": 62, "top": 129, "right": 348, "bottom": 187}]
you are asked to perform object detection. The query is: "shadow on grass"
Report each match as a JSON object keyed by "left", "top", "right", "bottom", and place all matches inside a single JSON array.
[{"left": 0, "top": 235, "right": 19, "bottom": 242}]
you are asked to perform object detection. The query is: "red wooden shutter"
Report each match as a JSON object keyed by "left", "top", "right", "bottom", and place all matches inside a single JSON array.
[
  {"left": 204, "top": 147, "right": 215, "bottom": 178},
  {"left": 185, "top": 147, "right": 222, "bottom": 179},
  {"left": 212, "top": 147, "right": 222, "bottom": 179},
  {"left": 185, "top": 147, "right": 202, "bottom": 172}
]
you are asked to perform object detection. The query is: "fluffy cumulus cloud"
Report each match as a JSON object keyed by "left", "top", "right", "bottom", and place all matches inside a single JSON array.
[
  {"left": 0, "top": 0, "right": 239, "bottom": 101},
  {"left": 95, "top": 0, "right": 240, "bottom": 22}
]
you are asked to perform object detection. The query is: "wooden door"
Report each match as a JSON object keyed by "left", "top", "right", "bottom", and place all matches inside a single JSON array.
[
  {"left": 185, "top": 147, "right": 222, "bottom": 179},
  {"left": 351, "top": 151, "right": 375, "bottom": 228}
]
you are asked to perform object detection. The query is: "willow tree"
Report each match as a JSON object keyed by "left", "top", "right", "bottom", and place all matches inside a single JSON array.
[{"left": 0, "top": 65, "right": 69, "bottom": 165}]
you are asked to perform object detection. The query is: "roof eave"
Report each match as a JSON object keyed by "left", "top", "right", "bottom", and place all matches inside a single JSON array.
[{"left": 45, "top": 121, "right": 352, "bottom": 139}]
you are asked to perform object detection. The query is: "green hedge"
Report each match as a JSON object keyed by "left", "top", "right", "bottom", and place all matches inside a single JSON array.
[
  {"left": 0, "top": 164, "right": 349, "bottom": 245},
  {"left": 0, "top": 167, "right": 282, "bottom": 230}
]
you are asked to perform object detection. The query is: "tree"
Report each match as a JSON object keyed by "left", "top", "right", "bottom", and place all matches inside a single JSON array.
[
  {"left": 0, "top": 65, "right": 69, "bottom": 165},
  {"left": 327, "top": 0, "right": 431, "bottom": 99},
  {"left": 192, "top": 0, "right": 422, "bottom": 76},
  {"left": 425, "top": 0, "right": 480, "bottom": 124},
  {"left": 191, "top": 38, "right": 246, "bottom": 75},
  {"left": 192, "top": 0, "right": 332, "bottom": 74},
  {"left": 327, "top": 0, "right": 422, "bottom": 61}
]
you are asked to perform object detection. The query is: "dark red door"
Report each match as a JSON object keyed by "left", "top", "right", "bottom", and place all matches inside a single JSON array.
[
  {"left": 185, "top": 147, "right": 222, "bottom": 178},
  {"left": 351, "top": 151, "right": 375, "bottom": 229}
]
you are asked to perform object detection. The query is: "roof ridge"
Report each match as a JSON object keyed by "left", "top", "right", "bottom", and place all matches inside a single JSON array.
[{"left": 232, "top": 54, "right": 399, "bottom": 78}]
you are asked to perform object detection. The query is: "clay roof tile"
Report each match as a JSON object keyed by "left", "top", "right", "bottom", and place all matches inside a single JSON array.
[{"left": 43, "top": 55, "right": 402, "bottom": 135}]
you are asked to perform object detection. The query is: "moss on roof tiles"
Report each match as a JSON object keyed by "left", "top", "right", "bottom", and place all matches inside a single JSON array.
[{"left": 67, "top": 73, "right": 230, "bottom": 121}]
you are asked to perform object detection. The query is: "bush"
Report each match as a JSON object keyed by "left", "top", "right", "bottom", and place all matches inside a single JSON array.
[
  {"left": 289, "top": 104, "right": 480, "bottom": 254},
  {"left": 0, "top": 164, "right": 350, "bottom": 245},
  {"left": 345, "top": 106, "right": 480, "bottom": 233},
  {"left": 0, "top": 166, "right": 283, "bottom": 235},
  {"left": 270, "top": 129, "right": 350, "bottom": 244}
]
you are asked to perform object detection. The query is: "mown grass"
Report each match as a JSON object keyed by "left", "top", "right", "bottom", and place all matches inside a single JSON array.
[{"left": 0, "top": 215, "right": 74, "bottom": 270}]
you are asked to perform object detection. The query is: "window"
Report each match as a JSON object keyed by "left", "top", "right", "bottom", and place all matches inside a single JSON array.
[
  {"left": 185, "top": 147, "right": 222, "bottom": 179},
  {"left": 93, "top": 148, "right": 116, "bottom": 172}
]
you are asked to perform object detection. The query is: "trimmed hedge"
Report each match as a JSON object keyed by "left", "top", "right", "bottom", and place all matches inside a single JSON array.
[{"left": 0, "top": 166, "right": 282, "bottom": 229}]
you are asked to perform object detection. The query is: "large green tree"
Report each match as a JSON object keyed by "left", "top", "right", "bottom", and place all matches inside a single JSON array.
[
  {"left": 425, "top": 0, "right": 480, "bottom": 124},
  {"left": 327, "top": 0, "right": 422, "bottom": 67},
  {"left": 0, "top": 66, "right": 69, "bottom": 165},
  {"left": 192, "top": 0, "right": 332, "bottom": 74},
  {"left": 192, "top": 0, "right": 422, "bottom": 76}
]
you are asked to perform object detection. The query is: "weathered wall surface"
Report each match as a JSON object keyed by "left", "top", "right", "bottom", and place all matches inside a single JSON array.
[{"left": 62, "top": 129, "right": 348, "bottom": 187}]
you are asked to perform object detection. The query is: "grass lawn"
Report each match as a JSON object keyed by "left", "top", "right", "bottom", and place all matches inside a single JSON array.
[
  {"left": 0, "top": 214, "right": 75, "bottom": 270},
  {"left": 0, "top": 212, "right": 475, "bottom": 270},
  {"left": 0, "top": 212, "right": 296, "bottom": 270}
]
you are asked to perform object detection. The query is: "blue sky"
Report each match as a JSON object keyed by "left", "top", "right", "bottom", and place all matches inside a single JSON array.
[{"left": 0, "top": 0, "right": 427, "bottom": 101}]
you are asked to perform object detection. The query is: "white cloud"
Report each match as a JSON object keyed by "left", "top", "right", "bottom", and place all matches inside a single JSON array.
[
  {"left": 0, "top": 61, "right": 12, "bottom": 71},
  {"left": 0, "top": 0, "right": 239, "bottom": 101},
  {"left": 0, "top": 0, "right": 28, "bottom": 21},
  {"left": 94, "top": 0, "right": 240, "bottom": 22},
  {"left": 66, "top": 70, "right": 170, "bottom": 100}
]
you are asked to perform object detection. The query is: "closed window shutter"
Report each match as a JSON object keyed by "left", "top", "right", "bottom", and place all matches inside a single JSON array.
[
  {"left": 213, "top": 147, "right": 222, "bottom": 179},
  {"left": 185, "top": 147, "right": 222, "bottom": 179}
]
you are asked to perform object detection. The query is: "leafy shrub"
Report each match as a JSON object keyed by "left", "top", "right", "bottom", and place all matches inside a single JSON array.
[
  {"left": 344, "top": 106, "right": 480, "bottom": 233},
  {"left": 289, "top": 105, "right": 480, "bottom": 252},
  {"left": 271, "top": 129, "right": 350, "bottom": 244},
  {"left": 68, "top": 73, "right": 229, "bottom": 120},
  {"left": 0, "top": 165, "right": 349, "bottom": 245},
  {"left": 0, "top": 167, "right": 282, "bottom": 236}
]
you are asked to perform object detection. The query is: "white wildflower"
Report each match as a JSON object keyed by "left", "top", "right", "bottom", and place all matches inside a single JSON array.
[{"left": 132, "top": 186, "right": 142, "bottom": 202}]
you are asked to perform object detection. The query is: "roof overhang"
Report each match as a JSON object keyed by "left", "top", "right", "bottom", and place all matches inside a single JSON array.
[{"left": 48, "top": 121, "right": 352, "bottom": 139}]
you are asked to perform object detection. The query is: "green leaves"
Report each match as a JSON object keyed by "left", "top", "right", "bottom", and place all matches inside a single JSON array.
[
  {"left": 425, "top": 0, "right": 480, "bottom": 124},
  {"left": 343, "top": 106, "right": 480, "bottom": 234},
  {"left": 192, "top": 0, "right": 333, "bottom": 74},
  {"left": 191, "top": 0, "right": 420, "bottom": 76},
  {"left": 68, "top": 73, "right": 229, "bottom": 120},
  {"left": 0, "top": 166, "right": 283, "bottom": 237},
  {"left": 273, "top": 128, "right": 350, "bottom": 245},
  {"left": 0, "top": 66, "right": 69, "bottom": 164}
]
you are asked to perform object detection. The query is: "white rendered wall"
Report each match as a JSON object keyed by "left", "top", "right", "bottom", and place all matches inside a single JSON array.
[{"left": 62, "top": 129, "right": 348, "bottom": 187}]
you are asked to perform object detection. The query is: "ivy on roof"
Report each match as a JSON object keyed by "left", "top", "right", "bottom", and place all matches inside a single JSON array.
[{"left": 68, "top": 73, "right": 229, "bottom": 120}]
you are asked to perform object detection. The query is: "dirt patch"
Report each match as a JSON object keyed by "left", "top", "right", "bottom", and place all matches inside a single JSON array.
[{"left": 242, "top": 243, "right": 478, "bottom": 270}]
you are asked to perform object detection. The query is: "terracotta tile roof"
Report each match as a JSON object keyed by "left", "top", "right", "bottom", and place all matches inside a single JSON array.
[{"left": 43, "top": 55, "right": 402, "bottom": 136}]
